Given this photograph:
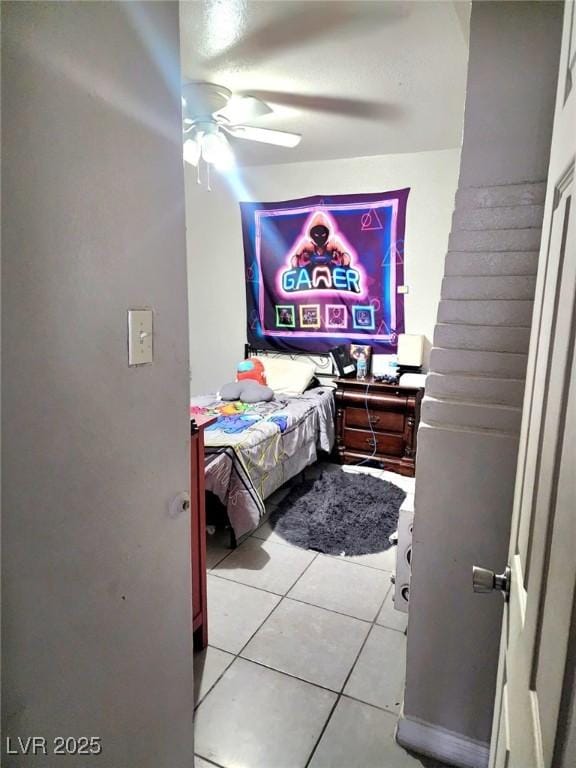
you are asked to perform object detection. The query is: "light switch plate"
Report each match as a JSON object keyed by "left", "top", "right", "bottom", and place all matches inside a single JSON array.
[{"left": 128, "top": 309, "right": 153, "bottom": 365}]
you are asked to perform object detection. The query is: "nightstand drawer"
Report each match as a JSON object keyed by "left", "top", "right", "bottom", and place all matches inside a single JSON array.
[
  {"left": 343, "top": 427, "right": 405, "bottom": 457},
  {"left": 339, "top": 390, "right": 408, "bottom": 412},
  {"left": 345, "top": 407, "right": 404, "bottom": 433}
]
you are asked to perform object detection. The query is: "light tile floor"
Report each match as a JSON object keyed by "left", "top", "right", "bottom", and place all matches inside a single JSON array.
[{"left": 194, "top": 462, "right": 449, "bottom": 768}]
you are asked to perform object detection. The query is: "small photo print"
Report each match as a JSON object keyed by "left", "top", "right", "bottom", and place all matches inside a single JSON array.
[
  {"left": 352, "top": 305, "right": 376, "bottom": 330},
  {"left": 276, "top": 305, "right": 296, "bottom": 328},
  {"left": 325, "top": 304, "right": 348, "bottom": 329},
  {"left": 299, "top": 304, "right": 321, "bottom": 328},
  {"left": 350, "top": 344, "right": 373, "bottom": 374}
]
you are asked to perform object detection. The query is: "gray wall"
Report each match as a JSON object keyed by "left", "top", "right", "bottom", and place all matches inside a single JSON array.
[
  {"left": 2, "top": 3, "right": 194, "bottom": 766},
  {"left": 459, "top": 1, "right": 562, "bottom": 188},
  {"left": 402, "top": 0, "right": 562, "bottom": 752}
]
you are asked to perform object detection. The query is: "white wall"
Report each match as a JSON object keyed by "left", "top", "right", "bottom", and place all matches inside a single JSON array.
[
  {"left": 458, "top": 0, "right": 562, "bottom": 188},
  {"left": 186, "top": 148, "right": 461, "bottom": 394},
  {"left": 2, "top": 3, "right": 194, "bottom": 765}
]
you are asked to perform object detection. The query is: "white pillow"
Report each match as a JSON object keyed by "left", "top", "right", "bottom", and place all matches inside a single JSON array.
[{"left": 259, "top": 356, "right": 316, "bottom": 395}]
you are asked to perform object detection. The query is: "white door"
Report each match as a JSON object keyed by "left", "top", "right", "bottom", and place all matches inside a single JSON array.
[{"left": 483, "top": 2, "right": 576, "bottom": 767}]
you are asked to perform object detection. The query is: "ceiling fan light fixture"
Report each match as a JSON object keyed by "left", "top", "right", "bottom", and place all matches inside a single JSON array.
[
  {"left": 219, "top": 95, "right": 273, "bottom": 123},
  {"left": 201, "top": 131, "right": 235, "bottom": 171},
  {"left": 183, "top": 137, "right": 201, "bottom": 167}
]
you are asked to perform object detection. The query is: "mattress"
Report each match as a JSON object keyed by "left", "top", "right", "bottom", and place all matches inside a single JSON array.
[{"left": 190, "top": 387, "right": 335, "bottom": 541}]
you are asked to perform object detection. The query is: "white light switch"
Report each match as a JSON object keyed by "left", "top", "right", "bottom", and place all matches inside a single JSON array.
[{"left": 128, "top": 309, "right": 153, "bottom": 365}]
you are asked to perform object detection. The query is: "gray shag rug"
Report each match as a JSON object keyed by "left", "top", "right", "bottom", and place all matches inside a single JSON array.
[{"left": 269, "top": 469, "right": 406, "bottom": 556}]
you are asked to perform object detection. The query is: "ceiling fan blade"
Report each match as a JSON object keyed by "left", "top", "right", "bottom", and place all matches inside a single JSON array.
[
  {"left": 244, "top": 90, "right": 403, "bottom": 121},
  {"left": 225, "top": 125, "right": 301, "bottom": 148},
  {"left": 217, "top": 95, "right": 272, "bottom": 123}
]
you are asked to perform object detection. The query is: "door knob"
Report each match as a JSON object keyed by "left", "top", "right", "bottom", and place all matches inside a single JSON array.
[{"left": 472, "top": 565, "right": 511, "bottom": 601}]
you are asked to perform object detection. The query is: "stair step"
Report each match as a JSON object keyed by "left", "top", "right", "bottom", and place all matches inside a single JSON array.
[
  {"left": 426, "top": 372, "right": 525, "bottom": 406},
  {"left": 430, "top": 347, "right": 528, "bottom": 378},
  {"left": 441, "top": 275, "right": 536, "bottom": 301},
  {"left": 438, "top": 299, "right": 534, "bottom": 327},
  {"left": 422, "top": 395, "right": 522, "bottom": 433},
  {"left": 452, "top": 204, "right": 544, "bottom": 231},
  {"left": 434, "top": 324, "right": 531, "bottom": 353},
  {"left": 449, "top": 228, "right": 542, "bottom": 253},
  {"left": 456, "top": 182, "right": 546, "bottom": 209},
  {"left": 445, "top": 250, "right": 539, "bottom": 277}
]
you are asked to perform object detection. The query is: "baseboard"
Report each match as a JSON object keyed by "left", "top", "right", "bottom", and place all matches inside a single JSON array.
[{"left": 396, "top": 712, "right": 490, "bottom": 768}]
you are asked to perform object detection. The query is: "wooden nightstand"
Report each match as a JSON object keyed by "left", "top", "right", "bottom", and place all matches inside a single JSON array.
[{"left": 334, "top": 376, "right": 424, "bottom": 477}]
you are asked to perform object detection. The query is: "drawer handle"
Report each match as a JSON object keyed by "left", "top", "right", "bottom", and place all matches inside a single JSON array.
[
  {"left": 365, "top": 437, "right": 377, "bottom": 447},
  {"left": 369, "top": 415, "right": 380, "bottom": 424}
]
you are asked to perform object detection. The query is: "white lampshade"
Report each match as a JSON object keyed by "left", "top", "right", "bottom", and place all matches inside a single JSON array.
[
  {"left": 183, "top": 138, "right": 201, "bottom": 167},
  {"left": 397, "top": 334, "right": 424, "bottom": 367},
  {"left": 201, "top": 131, "right": 235, "bottom": 170}
]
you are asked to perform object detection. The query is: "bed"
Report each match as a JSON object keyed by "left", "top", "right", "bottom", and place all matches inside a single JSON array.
[{"left": 190, "top": 350, "right": 335, "bottom": 543}]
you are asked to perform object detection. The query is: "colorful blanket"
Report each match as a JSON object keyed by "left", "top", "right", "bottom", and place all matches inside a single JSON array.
[{"left": 190, "top": 388, "right": 335, "bottom": 541}]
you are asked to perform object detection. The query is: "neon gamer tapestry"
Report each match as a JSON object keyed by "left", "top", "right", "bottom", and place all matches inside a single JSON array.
[{"left": 241, "top": 189, "right": 409, "bottom": 354}]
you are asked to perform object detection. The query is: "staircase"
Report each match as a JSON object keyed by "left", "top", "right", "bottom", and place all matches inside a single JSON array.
[
  {"left": 399, "top": 180, "right": 547, "bottom": 762},
  {"left": 421, "top": 181, "right": 546, "bottom": 434}
]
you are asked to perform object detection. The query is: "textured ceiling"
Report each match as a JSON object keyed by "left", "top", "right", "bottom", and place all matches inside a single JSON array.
[{"left": 179, "top": 0, "right": 470, "bottom": 166}]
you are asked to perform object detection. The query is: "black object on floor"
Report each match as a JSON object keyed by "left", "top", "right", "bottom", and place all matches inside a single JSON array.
[{"left": 269, "top": 469, "right": 406, "bottom": 556}]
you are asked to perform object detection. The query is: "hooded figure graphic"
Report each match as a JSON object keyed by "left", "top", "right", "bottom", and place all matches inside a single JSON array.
[{"left": 290, "top": 212, "right": 351, "bottom": 269}]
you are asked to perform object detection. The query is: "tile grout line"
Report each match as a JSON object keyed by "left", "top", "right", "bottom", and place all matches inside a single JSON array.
[
  {"left": 207, "top": 570, "right": 296, "bottom": 598},
  {"left": 234, "top": 548, "right": 321, "bottom": 657},
  {"left": 339, "top": 691, "right": 404, "bottom": 718},
  {"left": 303, "top": 580, "right": 397, "bottom": 768},
  {"left": 204, "top": 530, "right": 384, "bottom": 706},
  {"left": 302, "top": 695, "right": 341, "bottom": 768},
  {"left": 204, "top": 597, "right": 406, "bottom": 708},
  {"left": 194, "top": 753, "right": 226, "bottom": 768},
  {"left": 208, "top": 564, "right": 406, "bottom": 631},
  {"left": 200, "top": 581, "right": 404, "bottom": 705},
  {"left": 200, "top": 563, "right": 403, "bottom": 707},
  {"left": 339, "top": 583, "right": 394, "bottom": 694},
  {"left": 193, "top": 592, "right": 280, "bottom": 712},
  {"left": 208, "top": 550, "right": 405, "bottom": 632},
  {"left": 223, "top": 655, "right": 343, "bottom": 697},
  {"left": 197, "top": 644, "right": 405, "bottom": 716},
  {"left": 195, "top": 552, "right": 320, "bottom": 712},
  {"left": 208, "top": 546, "right": 320, "bottom": 600},
  {"left": 322, "top": 554, "right": 397, "bottom": 573},
  {"left": 211, "top": 540, "right": 401, "bottom": 572}
]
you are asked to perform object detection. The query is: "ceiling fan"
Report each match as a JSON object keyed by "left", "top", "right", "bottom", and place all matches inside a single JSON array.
[{"left": 182, "top": 81, "right": 302, "bottom": 174}]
